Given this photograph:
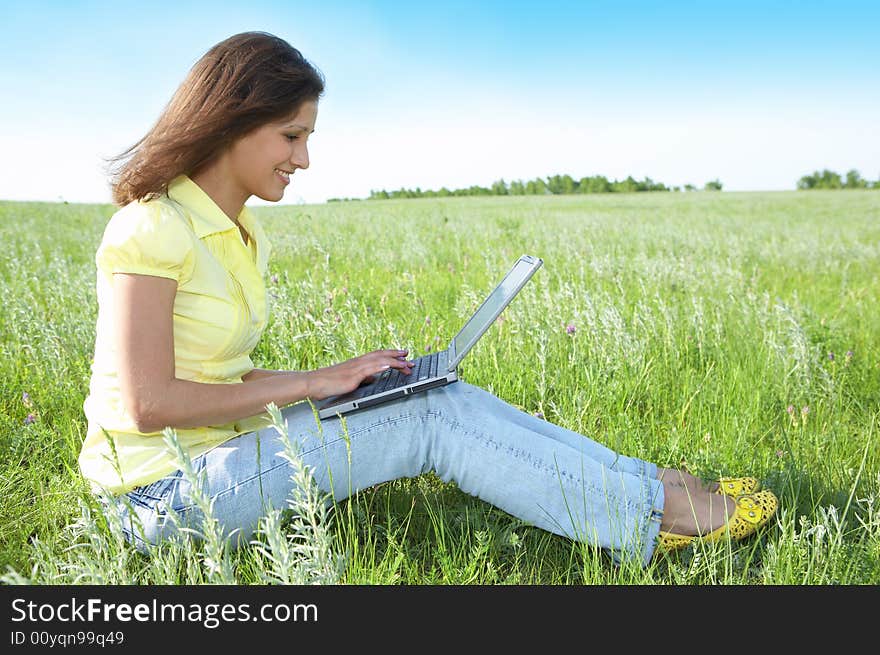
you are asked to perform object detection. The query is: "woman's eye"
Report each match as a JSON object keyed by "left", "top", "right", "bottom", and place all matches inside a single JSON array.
[{"left": 286, "top": 135, "right": 297, "bottom": 141}]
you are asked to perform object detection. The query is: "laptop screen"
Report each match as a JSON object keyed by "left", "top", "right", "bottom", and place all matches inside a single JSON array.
[{"left": 450, "top": 255, "right": 542, "bottom": 367}]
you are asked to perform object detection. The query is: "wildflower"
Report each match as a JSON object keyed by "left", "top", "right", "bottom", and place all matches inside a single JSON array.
[
  {"left": 845, "top": 350, "right": 854, "bottom": 363},
  {"left": 786, "top": 404, "right": 795, "bottom": 416},
  {"left": 534, "top": 411, "right": 545, "bottom": 420},
  {"left": 22, "top": 391, "right": 31, "bottom": 407},
  {"left": 800, "top": 405, "right": 810, "bottom": 427},
  {"left": 24, "top": 413, "right": 36, "bottom": 426},
  {"left": 566, "top": 324, "right": 576, "bottom": 335},
  {"left": 703, "top": 432, "right": 711, "bottom": 443},
  {"left": 425, "top": 315, "right": 431, "bottom": 325},
  {"left": 828, "top": 351, "right": 835, "bottom": 361},
  {"left": 776, "top": 449, "right": 785, "bottom": 458},
  {"left": 270, "top": 274, "right": 279, "bottom": 284}
]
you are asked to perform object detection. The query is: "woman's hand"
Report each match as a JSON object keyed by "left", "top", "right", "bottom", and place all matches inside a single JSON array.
[{"left": 305, "top": 349, "right": 414, "bottom": 400}]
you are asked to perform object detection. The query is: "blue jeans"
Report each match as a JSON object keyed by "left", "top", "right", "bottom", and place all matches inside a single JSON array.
[{"left": 112, "top": 382, "right": 665, "bottom": 566}]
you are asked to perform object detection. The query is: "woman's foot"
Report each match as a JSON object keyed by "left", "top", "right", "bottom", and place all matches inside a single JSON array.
[
  {"left": 657, "top": 467, "right": 761, "bottom": 497},
  {"left": 659, "top": 480, "right": 736, "bottom": 536},
  {"left": 657, "top": 467, "right": 720, "bottom": 495},
  {"left": 656, "top": 490, "right": 778, "bottom": 552}
]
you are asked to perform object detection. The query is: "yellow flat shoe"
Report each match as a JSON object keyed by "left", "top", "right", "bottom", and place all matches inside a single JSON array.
[
  {"left": 715, "top": 476, "right": 761, "bottom": 497},
  {"left": 657, "top": 490, "right": 778, "bottom": 552}
]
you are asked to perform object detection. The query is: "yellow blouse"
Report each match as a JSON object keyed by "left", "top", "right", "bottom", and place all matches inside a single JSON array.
[{"left": 79, "top": 174, "right": 274, "bottom": 494}]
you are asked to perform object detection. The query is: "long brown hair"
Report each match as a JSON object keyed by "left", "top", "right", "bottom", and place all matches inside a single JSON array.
[{"left": 106, "top": 31, "right": 324, "bottom": 206}]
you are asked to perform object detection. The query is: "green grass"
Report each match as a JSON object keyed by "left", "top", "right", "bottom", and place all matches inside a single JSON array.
[{"left": 1, "top": 190, "right": 878, "bottom": 584}]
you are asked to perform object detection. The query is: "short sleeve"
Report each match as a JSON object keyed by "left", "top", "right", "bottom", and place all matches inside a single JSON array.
[{"left": 96, "top": 201, "right": 195, "bottom": 284}]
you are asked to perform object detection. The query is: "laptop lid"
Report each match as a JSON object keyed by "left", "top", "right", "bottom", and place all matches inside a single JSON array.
[{"left": 447, "top": 254, "right": 543, "bottom": 370}]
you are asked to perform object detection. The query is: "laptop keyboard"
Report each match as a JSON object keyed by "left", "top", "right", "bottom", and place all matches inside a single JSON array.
[{"left": 373, "top": 351, "right": 442, "bottom": 393}]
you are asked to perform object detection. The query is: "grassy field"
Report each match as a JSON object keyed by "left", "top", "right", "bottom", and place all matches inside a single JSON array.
[{"left": 1, "top": 189, "right": 878, "bottom": 584}]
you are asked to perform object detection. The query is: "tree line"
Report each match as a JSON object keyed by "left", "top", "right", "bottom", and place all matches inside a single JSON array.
[
  {"left": 358, "top": 174, "right": 723, "bottom": 201},
  {"left": 325, "top": 168, "right": 878, "bottom": 202},
  {"left": 797, "top": 169, "right": 880, "bottom": 190}
]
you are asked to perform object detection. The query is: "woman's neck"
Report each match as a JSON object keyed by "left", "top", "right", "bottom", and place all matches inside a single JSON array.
[{"left": 190, "top": 166, "right": 248, "bottom": 226}]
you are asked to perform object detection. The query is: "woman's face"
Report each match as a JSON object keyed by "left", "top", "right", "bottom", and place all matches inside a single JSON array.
[{"left": 225, "top": 99, "right": 318, "bottom": 202}]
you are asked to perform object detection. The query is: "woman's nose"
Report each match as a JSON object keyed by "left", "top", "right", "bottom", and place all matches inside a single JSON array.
[{"left": 291, "top": 143, "right": 309, "bottom": 170}]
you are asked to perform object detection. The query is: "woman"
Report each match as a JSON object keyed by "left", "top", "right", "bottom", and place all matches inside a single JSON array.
[{"left": 80, "top": 31, "right": 776, "bottom": 568}]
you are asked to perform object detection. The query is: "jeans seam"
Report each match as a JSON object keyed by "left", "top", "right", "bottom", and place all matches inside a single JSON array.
[{"left": 429, "top": 407, "right": 637, "bottom": 511}]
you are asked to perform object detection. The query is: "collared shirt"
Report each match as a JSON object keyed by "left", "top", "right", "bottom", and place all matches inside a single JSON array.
[{"left": 79, "top": 174, "right": 274, "bottom": 494}]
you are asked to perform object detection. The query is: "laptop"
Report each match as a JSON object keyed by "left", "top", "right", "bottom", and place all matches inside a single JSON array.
[{"left": 316, "top": 254, "right": 543, "bottom": 419}]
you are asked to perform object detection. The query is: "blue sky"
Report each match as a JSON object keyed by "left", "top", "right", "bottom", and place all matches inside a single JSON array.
[{"left": 1, "top": 0, "right": 878, "bottom": 204}]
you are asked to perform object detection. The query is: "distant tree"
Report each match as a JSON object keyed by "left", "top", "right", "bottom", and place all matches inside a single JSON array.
[
  {"left": 546, "top": 174, "right": 576, "bottom": 194},
  {"left": 641, "top": 177, "right": 668, "bottom": 191},
  {"left": 845, "top": 169, "right": 868, "bottom": 189},
  {"left": 491, "top": 179, "right": 509, "bottom": 195},
  {"left": 611, "top": 176, "right": 639, "bottom": 193},
  {"left": 820, "top": 169, "right": 843, "bottom": 188},
  {"left": 704, "top": 179, "right": 723, "bottom": 191},
  {"left": 684, "top": 184, "right": 696, "bottom": 192},
  {"left": 797, "top": 173, "right": 817, "bottom": 190},
  {"left": 576, "top": 175, "right": 610, "bottom": 193},
  {"left": 525, "top": 179, "right": 548, "bottom": 195},
  {"left": 509, "top": 180, "right": 525, "bottom": 195}
]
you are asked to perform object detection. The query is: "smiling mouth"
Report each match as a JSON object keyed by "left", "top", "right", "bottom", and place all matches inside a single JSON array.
[{"left": 275, "top": 168, "right": 291, "bottom": 183}]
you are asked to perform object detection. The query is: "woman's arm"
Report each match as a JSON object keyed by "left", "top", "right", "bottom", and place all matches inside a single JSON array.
[
  {"left": 113, "top": 273, "right": 414, "bottom": 434},
  {"left": 241, "top": 368, "right": 295, "bottom": 382},
  {"left": 113, "top": 273, "right": 311, "bottom": 433}
]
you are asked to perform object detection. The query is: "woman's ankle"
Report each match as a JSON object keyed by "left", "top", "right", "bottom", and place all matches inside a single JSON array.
[{"left": 660, "top": 482, "right": 735, "bottom": 535}]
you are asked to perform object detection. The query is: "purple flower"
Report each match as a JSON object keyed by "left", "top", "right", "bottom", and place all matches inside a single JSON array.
[
  {"left": 845, "top": 350, "right": 854, "bottom": 360},
  {"left": 24, "top": 413, "right": 36, "bottom": 426},
  {"left": 22, "top": 391, "right": 30, "bottom": 405},
  {"left": 828, "top": 351, "right": 835, "bottom": 361},
  {"left": 786, "top": 404, "right": 795, "bottom": 415},
  {"left": 270, "top": 274, "right": 279, "bottom": 284},
  {"left": 565, "top": 324, "right": 576, "bottom": 335},
  {"left": 801, "top": 405, "right": 810, "bottom": 416},
  {"left": 776, "top": 449, "right": 785, "bottom": 458},
  {"left": 534, "top": 411, "right": 545, "bottom": 420}
]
